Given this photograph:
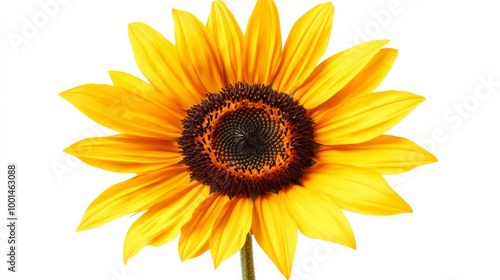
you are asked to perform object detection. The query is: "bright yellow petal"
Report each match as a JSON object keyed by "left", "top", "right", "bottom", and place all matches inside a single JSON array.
[
  {"left": 334, "top": 48, "right": 398, "bottom": 101},
  {"left": 207, "top": 1, "right": 244, "bottom": 84},
  {"left": 60, "top": 84, "right": 180, "bottom": 139},
  {"left": 252, "top": 193, "right": 296, "bottom": 279},
  {"left": 316, "top": 135, "right": 437, "bottom": 174},
  {"left": 108, "top": 70, "right": 185, "bottom": 121},
  {"left": 283, "top": 186, "right": 356, "bottom": 248},
  {"left": 128, "top": 22, "right": 201, "bottom": 109},
  {"left": 77, "top": 165, "right": 191, "bottom": 231},
  {"left": 303, "top": 163, "right": 413, "bottom": 215},
  {"left": 178, "top": 193, "right": 230, "bottom": 261},
  {"left": 311, "top": 48, "right": 398, "bottom": 118},
  {"left": 244, "top": 0, "right": 282, "bottom": 84},
  {"left": 123, "top": 182, "right": 209, "bottom": 263},
  {"left": 315, "top": 90, "right": 424, "bottom": 145},
  {"left": 282, "top": 186, "right": 355, "bottom": 249},
  {"left": 210, "top": 197, "right": 253, "bottom": 268},
  {"left": 173, "top": 9, "right": 225, "bottom": 93},
  {"left": 64, "top": 135, "right": 182, "bottom": 173},
  {"left": 273, "top": 3, "right": 334, "bottom": 93},
  {"left": 295, "top": 40, "right": 388, "bottom": 109}
]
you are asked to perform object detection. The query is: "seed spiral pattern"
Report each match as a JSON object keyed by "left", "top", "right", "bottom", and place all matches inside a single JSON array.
[{"left": 179, "top": 82, "right": 315, "bottom": 198}]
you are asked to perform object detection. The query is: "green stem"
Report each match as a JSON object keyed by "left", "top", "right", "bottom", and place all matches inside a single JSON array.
[{"left": 240, "top": 231, "right": 256, "bottom": 280}]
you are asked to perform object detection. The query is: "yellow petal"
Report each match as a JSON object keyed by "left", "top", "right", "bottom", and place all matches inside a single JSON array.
[
  {"left": 77, "top": 165, "right": 191, "bottom": 231},
  {"left": 252, "top": 193, "right": 297, "bottom": 279},
  {"left": 64, "top": 135, "right": 182, "bottom": 173},
  {"left": 316, "top": 135, "right": 437, "bottom": 174},
  {"left": 60, "top": 84, "right": 180, "bottom": 139},
  {"left": 282, "top": 186, "right": 355, "bottom": 248},
  {"left": 178, "top": 193, "right": 230, "bottom": 261},
  {"left": 295, "top": 40, "right": 388, "bottom": 109},
  {"left": 108, "top": 70, "right": 185, "bottom": 121},
  {"left": 315, "top": 90, "right": 425, "bottom": 145},
  {"left": 207, "top": 1, "right": 244, "bottom": 84},
  {"left": 311, "top": 48, "right": 398, "bottom": 118},
  {"left": 128, "top": 22, "right": 201, "bottom": 109},
  {"left": 326, "top": 48, "right": 398, "bottom": 105},
  {"left": 123, "top": 182, "right": 209, "bottom": 263},
  {"left": 303, "top": 163, "right": 413, "bottom": 215},
  {"left": 274, "top": 3, "right": 334, "bottom": 93},
  {"left": 173, "top": 9, "right": 225, "bottom": 93},
  {"left": 210, "top": 197, "right": 253, "bottom": 268},
  {"left": 244, "top": 0, "right": 282, "bottom": 84}
]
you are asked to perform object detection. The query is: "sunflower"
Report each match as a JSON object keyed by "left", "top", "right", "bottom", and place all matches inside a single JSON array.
[{"left": 61, "top": 0, "right": 436, "bottom": 279}]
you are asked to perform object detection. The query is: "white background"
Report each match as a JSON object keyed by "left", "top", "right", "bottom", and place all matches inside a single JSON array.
[{"left": 2, "top": 0, "right": 500, "bottom": 279}]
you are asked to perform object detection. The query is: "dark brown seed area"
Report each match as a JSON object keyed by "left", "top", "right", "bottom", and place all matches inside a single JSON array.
[{"left": 179, "top": 82, "right": 315, "bottom": 198}]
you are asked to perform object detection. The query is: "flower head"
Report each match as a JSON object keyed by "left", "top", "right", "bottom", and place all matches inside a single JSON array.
[{"left": 61, "top": 0, "right": 436, "bottom": 278}]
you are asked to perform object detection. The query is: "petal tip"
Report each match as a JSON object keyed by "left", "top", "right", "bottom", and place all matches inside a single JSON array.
[
  {"left": 59, "top": 88, "right": 73, "bottom": 99},
  {"left": 62, "top": 145, "right": 74, "bottom": 155},
  {"left": 76, "top": 220, "right": 88, "bottom": 232},
  {"left": 122, "top": 241, "right": 136, "bottom": 265},
  {"left": 364, "top": 39, "right": 390, "bottom": 47},
  {"left": 401, "top": 91, "right": 426, "bottom": 103},
  {"left": 395, "top": 199, "right": 415, "bottom": 215},
  {"left": 385, "top": 47, "right": 399, "bottom": 55},
  {"left": 177, "top": 241, "right": 189, "bottom": 262},
  {"left": 171, "top": 7, "right": 181, "bottom": 16},
  {"left": 420, "top": 148, "right": 438, "bottom": 164},
  {"left": 345, "top": 231, "right": 357, "bottom": 250},
  {"left": 320, "top": 2, "right": 335, "bottom": 13},
  {"left": 429, "top": 153, "right": 438, "bottom": 163},
  {"left": 127, "top": 22, "right": 140, "bottom": 32},
  {"left": 213, "top": 0, "right": 227, "bottom": 9},
  {"left": 211, "top": 255, "right": 221, "bottom": 269},
  {"left": 122, "top": 254, "right": 130, "bottom": 265},
  {"left": 404, "top": 204, "right": 414, "bottom": 213}
]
